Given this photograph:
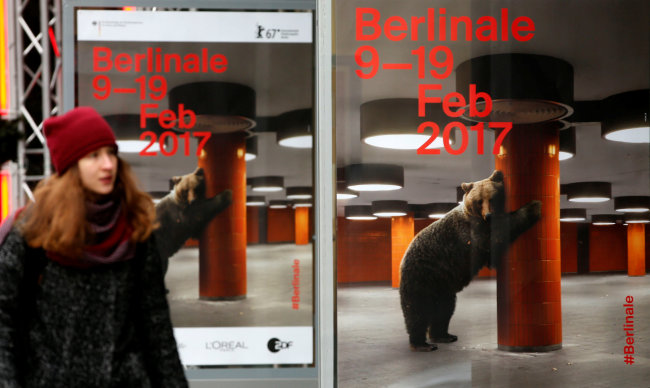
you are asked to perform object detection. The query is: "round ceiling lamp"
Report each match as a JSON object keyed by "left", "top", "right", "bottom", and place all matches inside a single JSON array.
[
  {"left": 274, "top": 108, "right": 312, "bottom": 149},
  {"left": 286, "top": 186, "right": 312, "bottom": 200},
  {"left": 337, "top": 182, "right": 359, "bottom": 200},
  {"left": 559, "top": 127, "right": 576, "bottom": 161},
  {"left": 614, "top": 196, "right": 650, "bottom": 213},
  {"left": 428, "top": 202, "right": 458, "bottom": 219},
  {"left": 560, "top": 208, "right": 587, "bottom": 222},
  {"left": 409, "top": 204, "right": 432, "bottom": 219},
  {"left": 371, "top": 200, "right": 408, "bottom": 217},
  {"left": 345, "top": 163, "right": 404, "bottom": 192},
  {"left": 168, "top": 81, "right": 256, "bottom": 132},
  {"left": 245, "top": 136, "right": 258, "bottom": 161},
  {"left": 360, "top": 98, "right": 456, "bottom": 150},
  {"left": 293, "top": 199, "right": 312, "bottom": 208},
  {"left": 103, "top": 114, "right": 163, "bottom": 153},
  {"left": 246, "top": 196, "right": 266, "bottom": 206},
  {"left": 455, "top": 53, "right": 573, "bottom": 124},
  {"left": 248, "top": 176, "right": 284, "bottom": 192},
  {"left": 601, "top": 89, "right": 650, "bottom": 143},
  {"left": 345, "top": 205, "right": 377, "bottom": 220},
  {"left": 148, "top": 190, "right": 169, "bottom": 205},
  {"left": 624, "top": 212, "right": 650, "bottom": 224},
  {"left": 565, "top": 182, "right": 611, "bottom": 203},
  {"left": 269, "top": 200, "right": 292, "bottom": 209},
  {"left": 591, "top": 214, "right": 619, "bottom": 225},
  {"left": 456, "top": 186, "right": 464, "bottom": 204}
]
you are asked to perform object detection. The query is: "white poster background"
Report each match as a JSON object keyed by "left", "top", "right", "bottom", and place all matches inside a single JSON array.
[
  {"left": 77, "top": 10, "right": 313, "bottom": 43},
  {"left": 175, "top": 327, "right": 313, "bottom": 365},
  {"left": 75, "top": 8, "right": 314, "bottom": 366}
]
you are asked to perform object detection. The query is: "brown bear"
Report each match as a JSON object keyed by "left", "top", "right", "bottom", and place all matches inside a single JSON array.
[
  {"left": 399, "top": 170, "right": 541, "bottom": 351},
  {"left": 154, "top": 167, "right": 232, "bottom": 273}
]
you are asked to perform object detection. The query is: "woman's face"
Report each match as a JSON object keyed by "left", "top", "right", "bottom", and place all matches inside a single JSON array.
[{"left": 77, "top": 146, "right": 118, "bottom": 195}]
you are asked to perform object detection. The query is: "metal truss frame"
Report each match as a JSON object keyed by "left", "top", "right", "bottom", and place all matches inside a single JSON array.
[{"left": 14, "top": 0, "right": 62, "bottom": 205}]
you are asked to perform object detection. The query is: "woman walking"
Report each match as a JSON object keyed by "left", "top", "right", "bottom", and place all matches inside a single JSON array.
[{"left": 0, "top": 107, "right": 188, "bottom": 387}]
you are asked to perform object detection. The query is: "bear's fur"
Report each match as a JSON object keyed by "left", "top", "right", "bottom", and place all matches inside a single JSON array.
[
  {"left": 399, "top": 170, "right": 541, "bottom": 351},
  {"left": 154, "top": 167, "right": 232, "bottom": 273}
]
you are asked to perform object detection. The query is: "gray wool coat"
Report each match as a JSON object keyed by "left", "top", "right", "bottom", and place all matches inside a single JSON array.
[{"left": 0, "top": 228, "right": 188, "bottom": 388}]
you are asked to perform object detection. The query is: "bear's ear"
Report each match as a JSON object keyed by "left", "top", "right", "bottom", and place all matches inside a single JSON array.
[
  {"left": 489, "top": 170, "right": 504, "bottom": 182},
  {"left": 171, "top": 176, "right": 183, "bottom": 187},
  {"left": 195, "top": 167, "right": 204, "bottom": 177},
  {"left": 461, "top": 182, "right": 473, "bottom": 193}
]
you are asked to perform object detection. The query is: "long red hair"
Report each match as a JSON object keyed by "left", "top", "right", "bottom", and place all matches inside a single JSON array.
[{"left": 19, "top": 157, "right": 156, "bottom": 258}]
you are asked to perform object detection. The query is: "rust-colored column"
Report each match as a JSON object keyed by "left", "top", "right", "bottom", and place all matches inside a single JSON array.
[
  {"left": 627, "top": 224, "right": 646, "bottom": 276},
  {"left": 198, "top": 132, "right": 247, "bottom": 300},
  {"left": 391, "top": 214, "right": 414, "bottom": 288},
  {"left": 295, "top": 207, "right": 310, "bottom": 245},
  {"left": 495, "top": 122, "right": 562, "bottom": 351},
  {"left": 246, "top": 206, "right": 260, "bottom": 244}
]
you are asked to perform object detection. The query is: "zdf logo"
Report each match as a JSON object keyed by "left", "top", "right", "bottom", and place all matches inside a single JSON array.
[{"left": 267, "top": 338, "right": 293, "bottom": 353}]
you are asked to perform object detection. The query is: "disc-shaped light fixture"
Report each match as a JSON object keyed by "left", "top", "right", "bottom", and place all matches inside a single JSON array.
[
  {"left": 372, "top": 200, "right": 408, "bottom": 217},
  {"left": 428, "top": 202, "right": 458, "bottom": 219},
  {"left": 245, "top": 136, "right": 258, "bottom": 161},
  {"left": 624, "top": 212, "right": 650, "bottom": 224},
  {"left": 409, "top": 204, "right": 431, "bottom": 219},
  {"left": 565, "top": 182, "right": 611, "bottom": 203},
  {"left": 345, "top": 163, "right": 404, "bottom": 192},
  {"left": 286, "top": 186, "right": 312, "bottom": 200},
  {"left": 345, "top": 205, "right": 377, "bottom": 220},
  {"left": 148, "top": 191, "right": 169, "bottom": 205},
  {"left": 269, "top": 200, "right": 292, "bottom": 209},
  {"left": 560, "top": 208, "right": 587, "bottom": 222},
  {"left": 103, "top": 114, "right": 164, "bottom": 153},
  {"left": 591, "top": 214, "right": 619, "bottom": 225},
  {"left": 274, "top": 108, "right": 312, "bottom": 148},
  {"left": 361, "top": 98, "right": 456, "bottom": 150},
  {"left": 614, "top": 196, "right": 650, "bottom": 213},
  {"left": 456, "top": 53, "right": 573, "bottom": 123},
  {"left": 168, "top": 81, "right": 256, "bottom": 132},
  {"left": 248, "top": 176, "right": 284, "bottom": 192},
  {"left": 601, "top": 89, "right": 650, "bottom": 143},
  {"left": 337, "top": 182, "right": 359, "bottom": 200},
  {"left": 246, "top": 196, "right": 266, "bottom": 206},
  {"left": 293, "top": 199, "right": 312, "bottom": 208},
  {"left": 559, "top": 127, "right": 576, "bottom": 161},
  {"left": 456, "top": 186, "right": 464, "bottom": 204}
]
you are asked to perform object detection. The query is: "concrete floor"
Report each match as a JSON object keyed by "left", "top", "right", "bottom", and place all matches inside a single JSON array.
[
  {"left": 338, "top": 275, "right": 650, "bottom": 388},
  {"left": 164, "top": 245, "right": 649, "bottom": 386},
  {"left": 165, "top": 243, "right": 313, "bottom": 327}
]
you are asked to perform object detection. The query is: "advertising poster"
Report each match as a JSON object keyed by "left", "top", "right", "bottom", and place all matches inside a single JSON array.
[
  {"left": 334, "top": 1, "right": 649, "bottom": 387},
  {"left": 74, "top": 8, "right": 315, "bottom": 367}
]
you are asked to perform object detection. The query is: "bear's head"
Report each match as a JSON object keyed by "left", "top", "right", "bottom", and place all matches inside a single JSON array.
[
  {"left": 461, "top": 170, "right": 506, "bottom": 220},
  {"left": 171, "top": 167, "right": 206, "bottom": 205}
]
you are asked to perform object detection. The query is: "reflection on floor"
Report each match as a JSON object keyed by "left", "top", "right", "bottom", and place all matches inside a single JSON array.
[
  {"left": 165, "top": 243, "right": 313, "bottom": 327},
  {"left": 338, "top": 275, "right": 650, "bottom": 388}
]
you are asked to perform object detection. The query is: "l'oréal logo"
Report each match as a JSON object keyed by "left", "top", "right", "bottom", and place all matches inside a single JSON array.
[{"left": 205, "top": 340, "right": 248, "bottom": 352}]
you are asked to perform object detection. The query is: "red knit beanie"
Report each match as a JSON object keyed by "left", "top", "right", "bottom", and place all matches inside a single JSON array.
[{"left": 44, "top": 106, "right": 118, "bottom": 174}]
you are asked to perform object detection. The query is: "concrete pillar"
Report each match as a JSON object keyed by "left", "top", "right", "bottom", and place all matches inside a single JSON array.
[
  {"left": 391, "top": 214, "right": 414, "bottom": 288},
  {"left": 198, "top": 132, "right": 247, "bottom": 300},
  {"left": 495, "top": 122, "right": 562, "bottom": 351},
  {"left": 627, "top": 224, "right": 646, "bottom": 276},
  {"left": 246, "top": 206, "right": 260, "bottom": 244},
  {"left": 295, "top": 206, "right": 310, "bottom": 245}
]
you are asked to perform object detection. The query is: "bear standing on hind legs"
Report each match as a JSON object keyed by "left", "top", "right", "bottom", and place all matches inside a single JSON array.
[{"left": 399, "top": 170, "right": 542, "bottom": 352}]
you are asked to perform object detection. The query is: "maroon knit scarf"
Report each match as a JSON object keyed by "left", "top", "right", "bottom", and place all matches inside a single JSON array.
[{"left": 46, "top": 199, "right": 135, "bottom": 268}]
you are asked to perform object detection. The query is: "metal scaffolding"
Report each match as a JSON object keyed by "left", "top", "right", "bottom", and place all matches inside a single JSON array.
[{"left": 14, "top": 0, "right": 62, "bottom": 205}]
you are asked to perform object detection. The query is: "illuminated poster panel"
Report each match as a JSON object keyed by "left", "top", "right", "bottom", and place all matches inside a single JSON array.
[
  {"left": 334, "top": 1, "right": 649, "bottom": 387},
  {"left": 74, "top": 8, "right": 315, "bottom": 367},
  {"left": 0, "top": 0, "right": 11, "bottom": 117}
]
